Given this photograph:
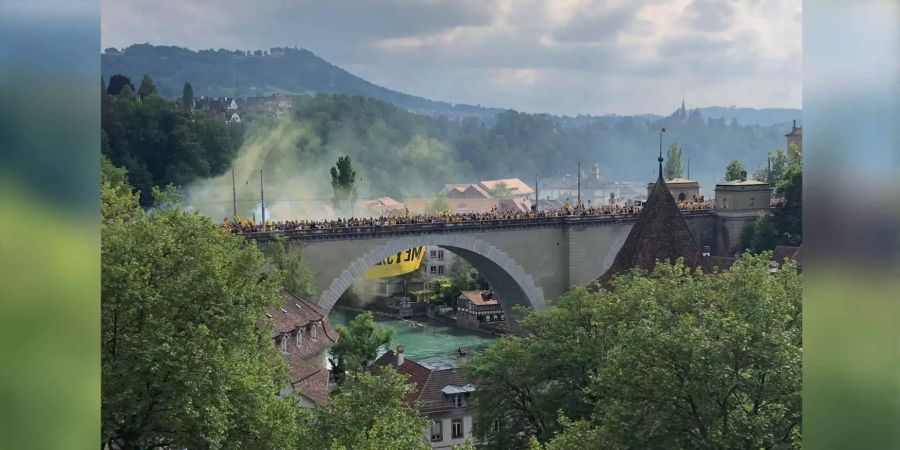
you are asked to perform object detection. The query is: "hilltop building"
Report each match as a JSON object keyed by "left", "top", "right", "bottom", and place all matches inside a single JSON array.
[
  {"left": 373, "top": 347, "right": 478, "bottom": 449},
  {"left": 263, "top": 291, "right": 338, "bottom": 406}
]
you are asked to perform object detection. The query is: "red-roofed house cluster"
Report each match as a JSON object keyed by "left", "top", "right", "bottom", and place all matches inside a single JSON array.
[{"left": 261, "top": 291, "right": 339, "bottom": 406}]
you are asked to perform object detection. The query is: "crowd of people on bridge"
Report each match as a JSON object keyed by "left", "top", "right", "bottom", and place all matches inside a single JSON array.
[{"left": 224, "top": 199, "right": 714, "bottom": 234}]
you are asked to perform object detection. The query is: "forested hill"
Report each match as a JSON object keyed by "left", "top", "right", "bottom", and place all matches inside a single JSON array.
[{"left": 101, "top": 44, "right": 501, "bottom": 119}]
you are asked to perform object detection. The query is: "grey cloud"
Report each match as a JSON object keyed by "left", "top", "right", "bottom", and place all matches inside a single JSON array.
[
  {"left": 684, "top": 0, "right": 737, "bottom": 32},
  {"left": 102, "top": 0, "right": 801, "bottom": 114}
]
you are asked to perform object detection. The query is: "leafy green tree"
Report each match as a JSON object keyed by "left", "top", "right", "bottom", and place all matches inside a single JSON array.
[
  {"left": 487, "top": 182, "right": 514, "bottom": 199},
  {"left": 102, "top": 85, "right": 242, "bottom": 206},
  {"left": 181, "top": 82, "right": 195, "bottom": 109},
  {"left": 298, "top": 368, "right": 429, "bottom": 450},
  {"left": 472, "top": 255, "right": 801, "bottom": 449},
  {"left": 101, "top": 166, "right": 300, "bottom": 449},
  {"left": 330, "top": 155, "right": 357, "bottom": 214},
  {"left": 748, "top": 147, "right": 802, "bottom": 251},
  {"left": 262, "top": 235, "right": 317, "bottom": 298},
  {"left": 753, "top": 148, "right": 789, "bottom": 183},
  {"left": 137, "top": 74, "right": 158, "bottom": 99},
  {"left": 664, "top": 142, "right": 684, "bottom": 179},
  {"left": 106, "top": 74, "right": 134, "bottom": 96},
  {"left": 424, "top": 194, "right": 450, "bottom": 215},
  {"left": 331, "top": 312, "right": 393, "bottom": 381},
  {"left": 725, "top": 159, "right": 746, "bottom": 181},
  {"left": 448, "top": 257, "right": 477, "bottom": 293}
]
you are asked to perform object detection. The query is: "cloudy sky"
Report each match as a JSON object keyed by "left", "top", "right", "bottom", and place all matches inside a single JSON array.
[{"left": 102, "top": 0, "right": 801, "bottom": 115}]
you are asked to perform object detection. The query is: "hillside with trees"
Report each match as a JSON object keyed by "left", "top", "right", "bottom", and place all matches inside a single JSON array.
[{"left": 102, "top": 44, "right": 499, "bottom": 119}]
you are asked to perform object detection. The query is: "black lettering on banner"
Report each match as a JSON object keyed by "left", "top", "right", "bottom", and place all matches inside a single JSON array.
[
  {"left": 396, "top": 252, "right": 402, "bottom": 264},
  {"left": 410, "top": 247, "right": 423, "bottom": 260},
  {"left": 404, "top": 249, "right": 412, "bottom": 262}
]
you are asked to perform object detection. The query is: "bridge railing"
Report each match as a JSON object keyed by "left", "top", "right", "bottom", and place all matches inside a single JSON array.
[{"left": 239, "top": 209, "right": 714, "bottom": 241}]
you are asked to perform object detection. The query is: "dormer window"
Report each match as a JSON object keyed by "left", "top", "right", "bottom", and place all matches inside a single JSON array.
[
  {"left": 295, "top": 329, "right": 303, "bottom": 347},
  {"left": 280, "top": 334, "right": 288, "bottom": 354},
  {"left": 310, "top": 323, "right": 318, "bottom": 341},
  {"left": 454, "top": 394, "right": 464, "bottom": 408}
]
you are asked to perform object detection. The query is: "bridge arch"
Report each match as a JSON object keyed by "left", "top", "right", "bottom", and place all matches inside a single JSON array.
[{"left": 316, "top": 234, "right": 547, "bottom": 316}]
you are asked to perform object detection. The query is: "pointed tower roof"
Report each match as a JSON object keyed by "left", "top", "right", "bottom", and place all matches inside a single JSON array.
[{"left": 593, "top": 164, "right": 711, "bottom": 288}]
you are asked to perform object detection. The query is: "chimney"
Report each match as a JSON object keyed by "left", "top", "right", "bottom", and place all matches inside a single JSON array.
[
  {"left": 396, "top": 346, "right": 405, "bottom": 367},
  {"left": 740, "top": 170, "right": 747, "bottom": 182},
  {"left": 792, "top": 119, "right": 797, "bottom": 132}
]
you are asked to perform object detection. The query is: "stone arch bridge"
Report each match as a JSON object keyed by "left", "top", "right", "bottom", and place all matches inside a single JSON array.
[{"left": 243, "top": 212, "right": 718, "bottom": 318}]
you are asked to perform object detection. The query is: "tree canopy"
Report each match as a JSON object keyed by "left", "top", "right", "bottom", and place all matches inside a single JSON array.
[
  {"left": 297, "top": 368, "right": 429, "bottom": 450},
  {"left": 470, "top": 255, "right": 801, "bottom": 449},
  {"left": 330, "top": 311, "right": 394, "bottom": 381},
  {"left": 330, "top": 155, "right": 357, "bottom": 214},
  {"left": 102, "top": 75, "right": 243, "bottom": 206},
  {"left": 725, "top": 159, "right": 746, "bottom": 181},
  {"left": 101, "top": 162, "right": 299, "bottom": 449},
  {"left": 664, "top": 142, "right": 684, "bottom": 179}
]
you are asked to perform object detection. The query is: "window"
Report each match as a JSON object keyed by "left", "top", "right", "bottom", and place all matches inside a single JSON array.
[
  {"left": 430, "top": 420, "right": 443, "bottom": 441},
  {"left": 430, "top": 250, "right": 437, "bottom": 258},
  {"left": 310, "top": 323, "right": 318, "bottom": 341},
  {"left": 280, "top": 335, "right": 288, "bottom": 354},
  {"left": 438, "top": 265, "right": 445, "bottom": 275},
  {"left": 451, "top": 418, "right": 464, "bottom": 438},
  {"left": 295, "top": 329, "right": 303, "bottom": 347},
  {"left": 437, "top": 250, "right": 445, "bottom": 260},
  {"left": 491, "top": 418, "right": 501, "bottom": 433},
  {"left": 454, "top": 395, "right": 464, "bottom": 408},
  {"left": 430, "top": 265, "right": 437, "bottom": 274}
]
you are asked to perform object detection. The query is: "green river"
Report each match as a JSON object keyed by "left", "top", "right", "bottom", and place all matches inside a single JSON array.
[{"left": 329, "top": 308, "right": 497, "bottom": 369}]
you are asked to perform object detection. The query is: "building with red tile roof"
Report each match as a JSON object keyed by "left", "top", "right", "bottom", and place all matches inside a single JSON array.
[
  {"left": 262, "top": 291, "right": 339, "bottom": 406},
  {"left": 373, "top": 347, "right": 478, "bottom": 449}
]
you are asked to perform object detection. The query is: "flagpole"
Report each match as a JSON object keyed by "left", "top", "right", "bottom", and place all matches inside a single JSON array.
[
  {"left": 231, "top": 168, "right": 237, "bottom": 219},
  {"left": 260, "top": 169, "right": 265, "bottom": 224}
]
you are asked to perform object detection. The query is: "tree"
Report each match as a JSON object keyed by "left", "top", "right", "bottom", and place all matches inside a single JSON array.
[
  {"left": 117, "top": 83, "right": 136, "bottom": 99},
  {"left": 137, "top": 74, "right": 158, "bottom": 99},
  {"left": 753, "top": 148, "right": 789, "bottom": 183},
  {"left": 472, "top": 255, "right": 801, "bottom": 449},
  {"left": 424, "top": 194, "right": 450, "bottom": 215},
  {"left": 330, "top": 155, "right": 357, "bottom": 215},
  {"left": 487, "top": 182, "right": 514, "bottom": 199},
  {"left": 181, "top": 82, "right": 195, "bottom": 109},
  {"left": 725, "top": 159, "right": 746, "bottom": 181},
  {"left": 298, "top": 368, "right": 429, "bottom": 450},
  {"left": 448, "top": 257, "right": 477, "bottom": 293},
  {"left": 664, "top": 142, "right": 684, "bottom": 179},
  {"left": 262, "top": 235, "right": 316, "bottom": 299},
  {"left": 101, "top": 168, "right": 300, "bottom": 449},
  {"left": 106, "top": 74, "right": 134, "bottom": 96},
  {"left": 331, "top": 312, "right": 393, "bottom": 381}
]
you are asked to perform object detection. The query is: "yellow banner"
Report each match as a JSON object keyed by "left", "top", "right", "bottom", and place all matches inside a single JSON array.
[{"left": 364, "top": 247, "right": 426, "bottom": 280}]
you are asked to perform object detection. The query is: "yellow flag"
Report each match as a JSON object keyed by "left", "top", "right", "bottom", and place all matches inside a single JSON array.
[{"left": 364, "top": 247, "right": 426, "bottom": 280}]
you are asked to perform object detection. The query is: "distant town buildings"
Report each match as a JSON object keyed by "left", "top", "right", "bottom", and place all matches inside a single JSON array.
[
  {"left": 540, "top": 162, "right": 647, "bottom": 205},
  {"left": 373, "top": 347, "right": 478, "bottom": 449},
  {"left": 263, "top": 291, "right": 338, "bottom": 406},
  {"left": 194, "top": 92, "right": 294, "bottom": 124},
  {"left": 646, "top": 177, "right": 701, "bottom": 202}
]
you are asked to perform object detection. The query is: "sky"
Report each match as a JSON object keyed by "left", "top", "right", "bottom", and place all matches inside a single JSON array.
[{"left": 101, "top": 0, "right": 802, "bottom": 116}]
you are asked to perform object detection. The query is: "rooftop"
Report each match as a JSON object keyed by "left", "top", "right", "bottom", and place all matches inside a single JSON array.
[
  {"left": 373, "top": 349, "right": 474, "bottom": 414},
  {"left": 458, "top": 290, "right": 500, "bottom": 306},
  {"left": 593, "top": 169, "right": 711, "bottom": 287}
]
